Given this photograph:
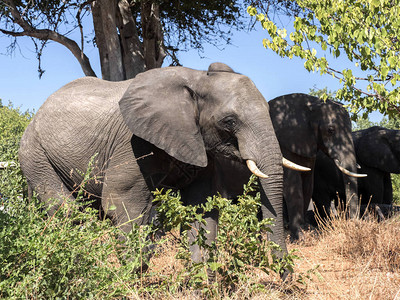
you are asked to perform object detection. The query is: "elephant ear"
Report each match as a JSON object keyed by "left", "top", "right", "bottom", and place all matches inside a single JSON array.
[{"left": 119, "top": 67, "right": 208, "bottom": 167}]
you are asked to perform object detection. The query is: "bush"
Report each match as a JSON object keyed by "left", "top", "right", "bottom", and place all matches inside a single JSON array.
[
  {"left": 0, "top": 196, "right": 156, "bottom": 298},
  {"left": 154, "top": 175, "right": 298, "bottom": 296},
  {"left": 0, "top": 101, "right": 32, "bottom": 202},
  {"left": 0, "top": 156, "right": 156, "bottom": 298}
]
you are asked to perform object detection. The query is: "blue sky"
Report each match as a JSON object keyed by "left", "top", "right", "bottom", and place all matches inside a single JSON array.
[{"left": 0, "top": 14, "right": 382, "bottom": 122}]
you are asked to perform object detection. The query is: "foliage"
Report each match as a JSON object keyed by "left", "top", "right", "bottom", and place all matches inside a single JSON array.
[
  {"left": 0, "top": 1, "right": 306, "bottom": 79},
  {"left": 0, "top": 101, "right": 32, "bottom": 201},
  {"left": 379, "top": 115, "right": 400, "bottom": 129},
  {"left": 309, "top": 86, "right": 337, "bottom": 100},
  {"left": 0, "top": 112, "right": 157, "bottom": 297},
  {"left": 352, "top": 116, "right": 375, "bottom": 131},
  {"left": 0, "top": 104, "right": 154, "bottom": 298},
  {"left": 0, "top": 178, "right": 156, "bottom": 298},
  {"left": 148, "top": 1, "right": 247, "bottom": 56},
  {"left": 154, "top": 175, "right": 298, "bottom": 295},
  {"left": 0, "top": 1, "right": 231, "bottom": 78},
  {"left": 248, "top": 1, "right": 400, "bottom": 118},
  {"left": 0, "top": 100, "right": 32, "bottom": 160}
]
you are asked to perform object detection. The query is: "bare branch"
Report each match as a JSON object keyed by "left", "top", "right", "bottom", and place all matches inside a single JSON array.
[
  {"left": 76, "top": 0, "right": 95, "bottom": 60},
  {"left": 2, "top": 0, "right": 96, "bottom": 77}
]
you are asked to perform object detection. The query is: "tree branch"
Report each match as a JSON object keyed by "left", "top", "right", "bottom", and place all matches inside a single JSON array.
[{"left": 3, "top": 0, "right": 97, "bottom": 77}]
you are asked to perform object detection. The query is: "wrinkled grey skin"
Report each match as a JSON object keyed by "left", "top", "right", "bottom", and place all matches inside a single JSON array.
[
  {"left": 269, "top": 94, "right": 359, "bottom": 240},
  {"left": 313, "top": 126, "right": 400, "bottom": 216},
  {"left": 19, "top": 63, "right": 287, "bottom": 270}
]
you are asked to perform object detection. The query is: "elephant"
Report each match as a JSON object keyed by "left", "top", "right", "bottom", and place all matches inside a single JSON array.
[
  {"left": 268, "top": 93, "right": 365, "bottom": 240},
  {"left": 313, "top": 126, "right": 400, "bottom": 218},
  {"left": 19, "top": 63, "right": 306, "bottom": 277}
]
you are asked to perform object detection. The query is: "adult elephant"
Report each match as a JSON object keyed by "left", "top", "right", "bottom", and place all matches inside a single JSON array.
[
  {"left": 313, "top": 126, "right": 400, "bottom": 217},
  {"left": 268, "top": 93, "right": 366, "bottom": 240},
  {"left": 19, "top": 63, "right": 305, "bottom": 275},
  {"left": 354, "top": 126, "right": 400, "bottom": 205}
]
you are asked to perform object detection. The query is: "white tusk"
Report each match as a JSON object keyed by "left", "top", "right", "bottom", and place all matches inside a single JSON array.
[
  {"left": 282, "top": 157, "right": 311, "bottom": 172},
  {"left": 335, "top": 160, "right": 367, "bottom": 178},
  {"left": 337, "top": 165, "right": 368, "bottom": 178},
  {"left": 246, "top": 160, "right": 269, "bottom": 178}
]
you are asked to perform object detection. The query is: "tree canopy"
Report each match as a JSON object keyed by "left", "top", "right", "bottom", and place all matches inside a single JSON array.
[
  {"left": 0, "top": 0, "right": 253, "bottom": 80},
  {"left": 0, "top": 0, "right": 301, "bottom": 81},
  {"left": 249, "top": 0, "right": 400, "bottom": 118}
]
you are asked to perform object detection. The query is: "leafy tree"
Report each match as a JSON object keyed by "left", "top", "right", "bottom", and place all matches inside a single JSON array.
[
  {"left": 248, "top": 0, "right": 400, "bottom": 118},
  {"left": 309, "top": 86, "right": 336, "bottom": 100},
  {"left": 352, "top": 117, "right": 374, "bottom": 131},
  {"left": 379, "top": 116, "right": 400, "bottom": 130}
]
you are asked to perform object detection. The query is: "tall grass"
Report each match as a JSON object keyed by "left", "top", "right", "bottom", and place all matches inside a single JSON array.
[{"left": 290, "top": 209, "right": 400, "bottom": 299}]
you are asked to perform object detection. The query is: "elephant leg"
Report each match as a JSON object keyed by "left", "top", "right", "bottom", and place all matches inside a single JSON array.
[
  {"left": 344, "top": 176, "right": 359, "bottom": 218},
  {"left": 181, "top": 176, "right": 218, "bottom": 280},
  {"left": 312, "top": 194, "right": 332, "bottom": 222},
  {"left": 101, "top": 159, "right": 156, "bottom": 273},
  {"left": 367, "top": 171, "right": 385, "bottom": 205},
  {"left": 19, "top": 143, "right": 75, "bottom": 215},
  {"left": 284, "top": 168, "right": 305, "bottom": 241},
  {"left": 382, "top": 172, "right": 393, "bottom": 205},
  {"left": 101, "top": 161, "right": 154, "bottom": 233}
]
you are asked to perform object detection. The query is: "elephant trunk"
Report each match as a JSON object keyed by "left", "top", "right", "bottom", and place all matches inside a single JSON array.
[
  {"left": 238, "top": 129, "right": 287, "bottom": 256},
  {"left": 332, "top": 150, "right": 362, "bottom": 218},
  {"left": 258, "top": 172, "right": 287, "bottom": 254}
]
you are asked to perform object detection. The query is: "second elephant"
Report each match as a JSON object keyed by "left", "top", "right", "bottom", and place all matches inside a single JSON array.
[{"left": 269, "top": 93, "right": 365, "bottom": 240}]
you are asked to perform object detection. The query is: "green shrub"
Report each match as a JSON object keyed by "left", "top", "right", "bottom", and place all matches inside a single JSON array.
[
  {"left": 0, "top": 196, "right": 156, "bottom": 298},
  {"left": 1, "top": 172, "right": 298, "bottom": 298},
  {"left": 154, "top": 175, "right": 298, "bottom": 296},
  {"left": 0, "top": 101, "right": 32, "bottom": 202},
  {"left": 0, "top": 156, "right": 156, "bottom": 298}
]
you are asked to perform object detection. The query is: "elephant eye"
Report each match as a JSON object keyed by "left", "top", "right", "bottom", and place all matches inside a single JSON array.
[
  {"left": 327, "top": 125, "right": 335, "bottom": 135},
  {"left": 221, "top": 116, "right": 237, "bottom": 130}
]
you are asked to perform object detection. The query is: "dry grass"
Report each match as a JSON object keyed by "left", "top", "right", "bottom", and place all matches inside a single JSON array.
[
  {"left": 143, "top": 213, "right": 400, "bottom": 299},
  {"left": 292, "top": 213, "right": 400, "bottom": 300}
]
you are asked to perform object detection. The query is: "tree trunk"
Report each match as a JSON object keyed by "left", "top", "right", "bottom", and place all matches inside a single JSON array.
[
  {"left": 116, "top": 0, "right": 146, "bottom": 79},
  {"left": 92, "top": 0, "right": 125, "bottom": 81},
  {"left": 92, "top": 0, "right": 165, "bottom": 81},
  {"left": 141, "top": 1, "right": 166, "bottom": 70}
]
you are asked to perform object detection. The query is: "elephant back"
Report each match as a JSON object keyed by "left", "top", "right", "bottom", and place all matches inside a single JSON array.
[{"left": 24, "top": 77, "right": 134, "bottom": 183}]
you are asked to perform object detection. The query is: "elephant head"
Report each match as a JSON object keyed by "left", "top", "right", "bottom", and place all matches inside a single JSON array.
[
  {"left": 354, "top": 126, "right": 400, "bottom": 173},
  {"left": 270, "top": 94, "right": 362, "bottom": 175},
  {"left": 119, "top": 63, "right": 306, "bottom": 254},
  {"left": 269, "top": 93, "right": 365, "bottom": 217}
]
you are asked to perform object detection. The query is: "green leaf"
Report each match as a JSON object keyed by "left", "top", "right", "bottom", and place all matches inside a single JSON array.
[
  {"left": 108, "top": 204, "right": 117, "bottom": 211},
  {"left": 369, "top": 0, "right": 380, "bottom": 8}
]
